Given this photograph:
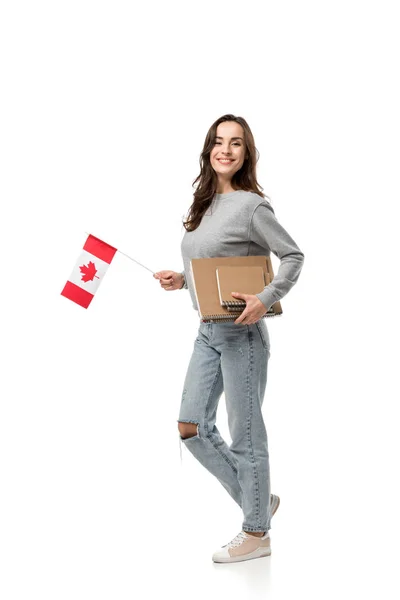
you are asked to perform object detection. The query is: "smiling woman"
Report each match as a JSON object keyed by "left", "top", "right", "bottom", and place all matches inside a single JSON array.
[
  {"left": 180, "top": 116, "right": 261, "bottom": 233},
  {"left": 154, "top": 113, "right": 305, "bottom": 563}
]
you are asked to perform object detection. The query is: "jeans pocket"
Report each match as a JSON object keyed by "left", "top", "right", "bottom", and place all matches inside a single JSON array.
[{"left": 255, "top": 321, "right": 270, "bottom": 352}]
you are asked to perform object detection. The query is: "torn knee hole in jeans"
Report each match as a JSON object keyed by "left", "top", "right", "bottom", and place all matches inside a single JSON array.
[{"left": 178, "top": 420, "right": 200, "bottom": 440}]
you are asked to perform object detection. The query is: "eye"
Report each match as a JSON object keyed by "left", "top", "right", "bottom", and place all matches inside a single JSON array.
[{"left": 214, "top": 141, "right": 241, "bottom": 146}]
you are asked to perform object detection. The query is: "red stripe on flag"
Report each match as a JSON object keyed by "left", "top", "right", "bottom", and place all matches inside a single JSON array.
[
  {"left": 61, "top": 281, "right": 94, "bottom": 309},
  {"left": 83, "top": 234, "right": 117, "bottom": 264}
]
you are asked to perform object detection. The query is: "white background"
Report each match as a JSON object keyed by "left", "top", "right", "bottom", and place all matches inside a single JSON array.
[{"left": 1, "top": 1, "right": 399, "bottom": 599}]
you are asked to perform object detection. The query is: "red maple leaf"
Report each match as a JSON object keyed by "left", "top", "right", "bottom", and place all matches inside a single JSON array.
[{"left": 79, "top": 260, "right": 100, "bottom": 283}]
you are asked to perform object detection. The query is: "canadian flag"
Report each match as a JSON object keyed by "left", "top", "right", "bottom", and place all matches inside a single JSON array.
[{"left": 61, "top": 234, "right": 117, "bottom": 308}]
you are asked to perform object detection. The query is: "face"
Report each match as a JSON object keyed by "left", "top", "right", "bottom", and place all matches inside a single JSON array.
[{"left": 210, "top": 121, "right": 247, "bottom": 183}]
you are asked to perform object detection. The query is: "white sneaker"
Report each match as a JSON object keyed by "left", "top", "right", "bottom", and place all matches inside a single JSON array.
[
  {"left": 270, "top": 493, "right": 280, "bottom": 516},
  {"left": 212, "top": 530, "right": 271, "bottom": 563},
  {"left": 212, "top": 495, "right": 279, "bottom": 563}
]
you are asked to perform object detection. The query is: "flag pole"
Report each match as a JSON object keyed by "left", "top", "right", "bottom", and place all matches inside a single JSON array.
[{"left": 84, "top": 231, "right": 156, "bottom": 275}]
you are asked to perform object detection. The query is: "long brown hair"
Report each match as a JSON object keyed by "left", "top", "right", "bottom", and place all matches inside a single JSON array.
[{"left": 182, "top": 114, "right": 268, "bottom": 232}]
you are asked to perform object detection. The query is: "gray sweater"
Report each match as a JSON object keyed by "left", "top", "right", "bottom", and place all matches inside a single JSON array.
[{"left": 180, "top": 190, "right": 305, "bottom": 312}]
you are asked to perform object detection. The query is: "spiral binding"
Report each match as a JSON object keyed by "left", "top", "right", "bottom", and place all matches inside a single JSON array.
[
  {"left": 222, "top": 300, "right": 246, "bottom": 307},
  {"left": 201, "top": 312, "right": 273, "bottom": 323}
]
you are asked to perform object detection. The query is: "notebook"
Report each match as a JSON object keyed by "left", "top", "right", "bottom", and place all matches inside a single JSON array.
[
  {"left": 221, "top": 269, "right": 272, "bottom": 313},
  {"left": 189, "top": 255, "right": 283, "bottom": 323},
  {"left": 216, "top": 266, "right": 268, "bottom": 309}
]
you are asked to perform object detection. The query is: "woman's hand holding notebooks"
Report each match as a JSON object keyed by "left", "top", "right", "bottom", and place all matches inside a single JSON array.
[
  {"left": 215, "top": 265, "right": 272, "bottom": 325},
  {"left": 216, "top": 266, "right": 270, "bottom": 308},
  {"left": 189, "top": 256, "right": 282, "bottom": 322}
]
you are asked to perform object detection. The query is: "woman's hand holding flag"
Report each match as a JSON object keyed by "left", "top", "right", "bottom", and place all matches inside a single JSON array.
[{"left": 153, "top": 271, "right": 185, "bottom": 290}]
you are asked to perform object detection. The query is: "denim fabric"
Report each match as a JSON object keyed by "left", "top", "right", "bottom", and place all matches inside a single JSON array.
[{"left": 177, "top": 319, "right": 272, "bottom": 533}]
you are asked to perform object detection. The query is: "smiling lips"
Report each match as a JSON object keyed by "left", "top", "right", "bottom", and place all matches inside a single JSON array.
[{"left": 218, "top": 159, "right": 234, "bottom": 164}]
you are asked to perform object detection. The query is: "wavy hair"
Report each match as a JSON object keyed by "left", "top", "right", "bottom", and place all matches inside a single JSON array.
[{"left": 182, "top": 114, "right": 268, "bottom": 232}]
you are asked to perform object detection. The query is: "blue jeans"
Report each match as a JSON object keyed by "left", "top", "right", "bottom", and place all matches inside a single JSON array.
[{"left": 177, "top": 319, "right": 272, "bottom": 533}]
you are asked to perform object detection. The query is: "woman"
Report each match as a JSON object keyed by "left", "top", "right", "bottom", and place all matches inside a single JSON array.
[{"left": 154, "top": 114, "right": 305, "bottom": 563}]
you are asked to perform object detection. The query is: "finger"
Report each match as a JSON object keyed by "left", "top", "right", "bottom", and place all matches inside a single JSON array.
[
  {"left": 231, "top": 292, "right": 246, "bottom": 301},
  {"left": 234, "top": 313, "right": 247, "bottom": 324},
  {"left": 161, "top": 279, "right": 174, "bottom": 289}
]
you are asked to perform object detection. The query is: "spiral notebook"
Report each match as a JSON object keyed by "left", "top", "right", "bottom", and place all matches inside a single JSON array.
[
  {"left": 216, "top": 266, "right": 269, "bottom": 310},
  {"left": 189, "top": 255, "right": 283, "bottom": 323}
]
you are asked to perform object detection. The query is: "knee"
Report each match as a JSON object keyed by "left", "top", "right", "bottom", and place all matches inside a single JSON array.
[{"left": 178, "top": 421, "right": 199, "bottom": 439}]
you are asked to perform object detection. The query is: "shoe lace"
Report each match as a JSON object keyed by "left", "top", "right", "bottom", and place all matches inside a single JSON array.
[{"left": 223, "top": 531, "right": 248, "bottom": 549}]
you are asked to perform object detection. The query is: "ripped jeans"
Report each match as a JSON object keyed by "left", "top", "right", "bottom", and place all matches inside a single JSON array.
[{"left": 177, "top": 319, "right": 272, "bottom": 533}]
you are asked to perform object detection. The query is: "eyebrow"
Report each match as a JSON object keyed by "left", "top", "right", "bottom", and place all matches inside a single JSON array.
[{"left": 215, "top": 136, "right": 243, "bottom": 140}]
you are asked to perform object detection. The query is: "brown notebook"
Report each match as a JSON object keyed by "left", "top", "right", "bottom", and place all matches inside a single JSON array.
[
  {"left": 189, "top": 255, "right": 283, "bottom": 323},
  {"left": 216, "top": 266, "right": 268, "bottom": 308},
  {"left": 220, "top": 269, "right": 272, "bottom": 313}
]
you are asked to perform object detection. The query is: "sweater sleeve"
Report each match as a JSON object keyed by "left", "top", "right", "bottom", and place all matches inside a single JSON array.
[
  {"left": 180, "top": 269, "right": 188, "bottom": 289},
  {"left": 250, "top": 201, "right": 305, "bottom": 310}
]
